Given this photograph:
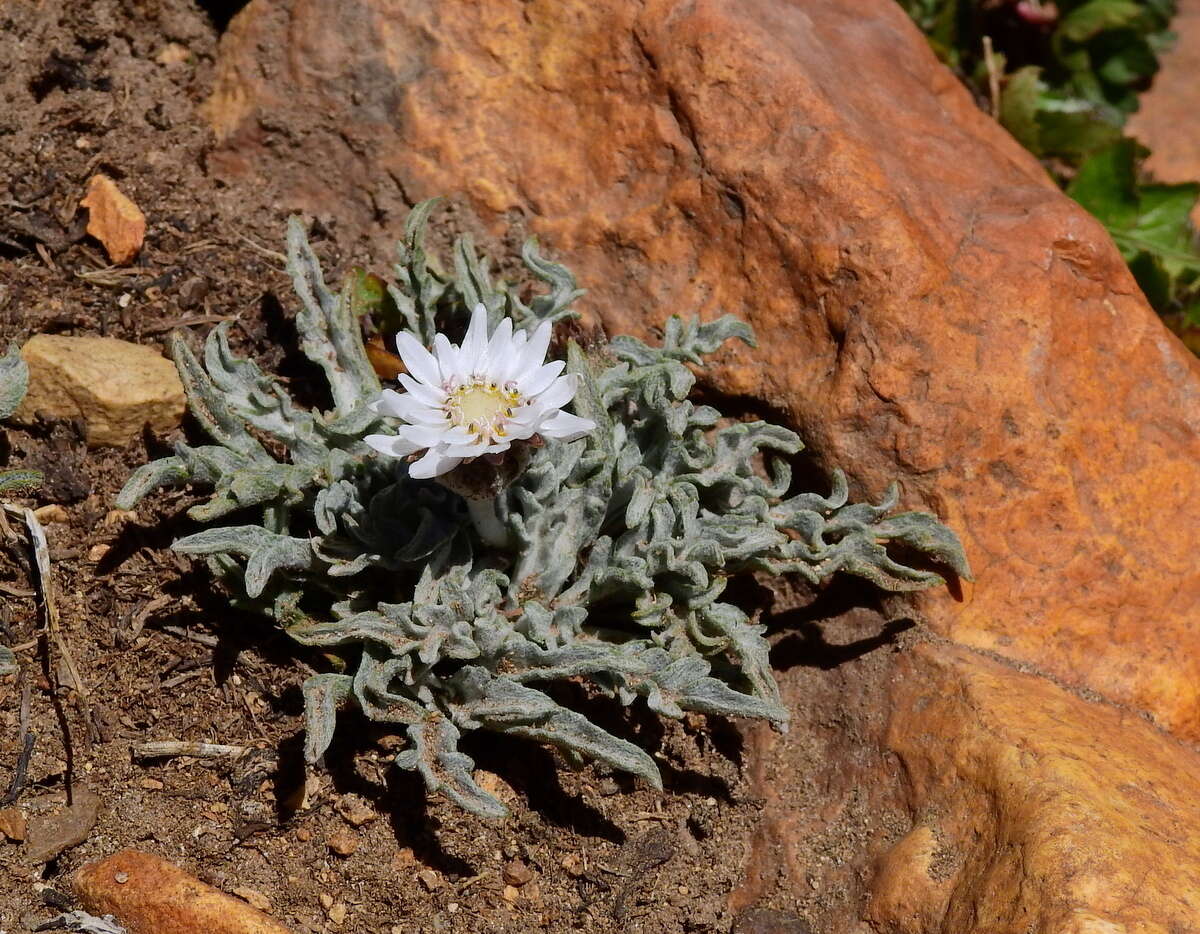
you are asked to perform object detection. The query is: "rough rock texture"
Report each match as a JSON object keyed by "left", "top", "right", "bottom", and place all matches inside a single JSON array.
[
  {"left": 24, "top": 788, "right": 101, "bottom": 864},
  {"left": 16, "top": 334, "right": 184, "bottom": 447},
  {"left": 74, "top": 849, "right": 294, "bottom": 934},
  {"left": 1128, "top": 0, "right": 1200, "bottom": 224},
  {"left": 203, "top": 0, "right": 1200, "bottom": 738},
  {"left": 868, "top": 642, "right": 1200, "bottom": 932}
]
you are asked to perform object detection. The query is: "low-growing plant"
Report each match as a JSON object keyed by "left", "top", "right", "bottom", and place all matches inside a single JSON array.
[
  {"left": 117, "top": 202, "right": 970, "bottom": 818},
  {"left": 0, "top": 345, "right": 43, "bottom": 677}
]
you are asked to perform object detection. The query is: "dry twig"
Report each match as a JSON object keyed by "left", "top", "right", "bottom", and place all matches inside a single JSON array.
[
  {"left": 982, "top": 35, "right": 1001, "bottom": 119},
  {"left": 132, "top": 741, "right": 250, "bottom": 760}
]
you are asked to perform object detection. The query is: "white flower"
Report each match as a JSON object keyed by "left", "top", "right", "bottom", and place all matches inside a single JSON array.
[{"left": 365, "top": 304, "right": 596, "bottom": 479}]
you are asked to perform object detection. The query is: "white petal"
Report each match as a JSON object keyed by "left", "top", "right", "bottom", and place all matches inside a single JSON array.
[
  {"left": 531, "top": 373, "right": 579, "bottom": 412},
  {"left": 460, "top": 304, "right": 490, "bottom": 372},
  {"left": 443, "top": 438, "right": 501, "bottom": 458},
  {"left": 500, "top": 418, "right": 539, "bottom": 442},
  {"left": 398, "top": 373, "right": 446, "bottom": 407},
  {"left": 486, "top": 316, "right": 514, "bottom": 364},
  {"left": 538, "top": 410, "right": 596, "bottom": 441},
  {"left": 505, "top": 401, "right": 546, "bottom": 431},
  {"left": 517, "top": 360, "right": 565, "bottom": 398},
  {"left": 433, "top": 333, "right": 462, "bottom": 384},
  {"left": 364, "top": 433, "right": 422, "bottom": 458},
  {"left": 367, "top": 389, "right": 404, "bottom": 416},
  {"left": 517, "top": 320, "right": 553, "bottom": 372},
  {"left": 394, "top": 332, "right": 442, "bottom": 387},
  {"left": 408, "top": 449, "right": 462, "bottom": 479},
  {"left": 397, "top": 423, "right": 474, "bottom": 447},
  {"left": 378, "top": 391, "right": 447, "bottom": 426}
]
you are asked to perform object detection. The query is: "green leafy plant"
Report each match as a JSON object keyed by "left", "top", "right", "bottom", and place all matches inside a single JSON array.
[
  {"left": 899, "top": 0, "right": 1200, "bottom": 323},
  {"left": 117, "top": 203, "right": 970, "bottom": 818},
  {"left": 1066, "top": 138, "right": 1200, "bottom": 311}
]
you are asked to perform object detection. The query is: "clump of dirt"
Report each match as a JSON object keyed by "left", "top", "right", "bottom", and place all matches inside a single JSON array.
[{"left": 0, "top": 2, "right": 912, "bottom": 931}]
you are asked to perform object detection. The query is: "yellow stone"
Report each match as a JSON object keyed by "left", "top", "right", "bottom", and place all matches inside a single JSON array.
[{"left": 16, "top": 335, "right": 184, "bottom": 448}]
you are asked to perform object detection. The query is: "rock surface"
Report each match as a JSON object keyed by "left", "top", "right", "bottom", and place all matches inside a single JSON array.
[
  {"left": 16, "top": 334, "right": 184, "bottom": 447},
  {"left": 80, "top": 174, "right": 146, "bottom": 265},
  {"left": 868, "top": 642, "right": 1200, "bottom": 932},
  {"left": 74, "top": 849, "right": 294, "bottom": 934},
  {"left": 204, "top": 0, "right": 1200, "bottom": 738},
  {"left": 1127, "top": 0, "right": 1200, "bottom": 225}
]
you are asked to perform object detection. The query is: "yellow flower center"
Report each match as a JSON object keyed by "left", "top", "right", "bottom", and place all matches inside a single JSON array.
[{"left": 445, "top": 379, "right": 522, "bottom": 440}]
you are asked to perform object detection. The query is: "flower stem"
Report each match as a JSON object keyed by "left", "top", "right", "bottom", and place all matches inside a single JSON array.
[{"left": 467, "top": 496, "right": 510, "bottom": 549}]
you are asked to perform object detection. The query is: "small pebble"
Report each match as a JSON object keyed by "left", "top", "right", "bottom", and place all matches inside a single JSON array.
[
  {"left": 295, "top": 827, "right": 312, "bottom": 842},
  {"left": 560, "top": 854, "right": 584, "bottom": 877},
  {"left": 318, "top": 892, "right": 334, "bottom": 910},
  {"left": 418, "top": 869, "right": 441, "bottom": 891},
  {"left": 327, "top": 901, "right": 347, "bottom": 925},
  {"left": 232, "top": 886, "right": 271, "bottom": 912},
  {"left": 0, "top": 808, "right": 27, "bottom": 842},
  {"left": 327, "top": 828, "right": 359, "bottom": 857},
  {"left": 502, "top": 885, "right": 520, "bottom": 903},
  {"left": 502, "top": 860, "right": 534, "bottom": 887},
  {"left": 33, "top": 504, "right": 69, "bottom": 524},
  {"left": 335, "top": 794, "right": 376, "bottom": 827}
]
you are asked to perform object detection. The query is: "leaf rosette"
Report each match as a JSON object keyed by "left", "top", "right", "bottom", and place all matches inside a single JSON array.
[{"left": 118, "top": 202, "right": 970, "bottom": 818}]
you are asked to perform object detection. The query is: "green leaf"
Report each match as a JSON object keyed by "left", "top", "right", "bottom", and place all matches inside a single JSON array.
[
  {"left": 1000, "top": 67, "right": 1045, "bottom": 153},
  {"left": 1059, "top": 0, "right": 1144, "bottom": 42},
  {"left": 1066, "top": 138, "right": 1141, "bottom": 227}
]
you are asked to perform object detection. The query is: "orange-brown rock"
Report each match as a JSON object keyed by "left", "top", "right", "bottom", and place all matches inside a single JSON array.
[
  {"left": 205, "top": 0, "right": 1200, "bottom": 737},
  {"left": 74, "top": 849, "right": 294, "bottom": 934},
  {"left": 868, "top": 642, "right": 1200, "bottom": 932},
  {"left": 1127, "top": 0, "right": 1200, "bottom": 225},
  {"left": 80, "top": 174, "right": 146, "bottom": 265}
]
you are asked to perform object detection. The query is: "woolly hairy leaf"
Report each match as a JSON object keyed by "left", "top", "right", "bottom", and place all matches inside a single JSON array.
[
  {"left": 302, "top": 673, "right": 354, "bottom": 763},
  {"left": 0, "top": 345, "right": 29, "bottom": 421},
  {"left": 121, "top": 202, "right": 969, "bottom": 818},
  {"left": 396, "top": 717, "right": 508, "bottom": 819}
]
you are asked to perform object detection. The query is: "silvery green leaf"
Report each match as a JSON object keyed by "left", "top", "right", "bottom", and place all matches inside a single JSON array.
[
  {"left": 353, "top": 644, "right": 426, "bottom": 724},
  {"left": 170, "top": 332, "right": 268, "bottom": 460},
  {"left": 461, "top": 674, "right": 662, "bottom": 790},
  {"left": 453, "top": 234, "right": 505, "bottom": 328},
  {"left": 115, "top": 457, "right": 189, "bottom": 509},
  {"left": 505, "top": 237, "right": 584, "bottom": 329},
  {"left": 0, "top": 344, "right": 29, "bottom": 420},
  {"left": 696, "top": 602, "right": 781, "bottom": 713},
  {"left": 174, "top": 526, "right": 313, "bottom": 598},
  {"left": 871, "top": 511, "right": 973, "bottom": 581},
  {"left": 645, "top": 653, "right": 787, "bottom": 725},
  {"left": 289, "top": 611, "right": 420, "bottom": 656},
  {"left": 302, "top": 673, "right": 354, "bottom": 763},
  {"left": 396, "top": 717, "right": 508, "bottom": 819},
  {"left": 287, "top": 216, "right": 380, "bottom": 413},
  {"left": 0, "top": 644, "right": 17, "bottom": 677},
  {"left": 203, "top": 323, "right": 325, "bottom": 464}
]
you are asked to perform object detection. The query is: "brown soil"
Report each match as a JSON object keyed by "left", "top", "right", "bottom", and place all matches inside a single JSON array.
[{"left": 0, "top": 2, "right": 911, "bottom": 931}]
